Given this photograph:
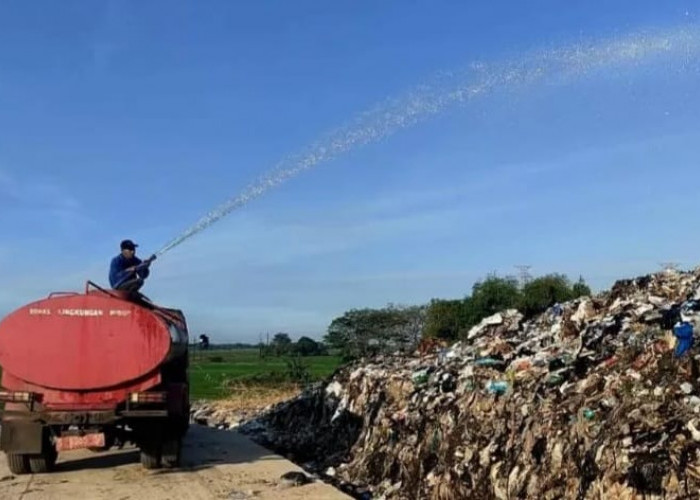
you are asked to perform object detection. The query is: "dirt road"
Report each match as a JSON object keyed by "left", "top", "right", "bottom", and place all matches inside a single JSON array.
[{"left": 0, "top": 425, "right": 350, "bottom": 500}]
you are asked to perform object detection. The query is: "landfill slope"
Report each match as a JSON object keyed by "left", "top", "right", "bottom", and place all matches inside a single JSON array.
[{"left": 239, "top": 268, "right": 700, "bottom": 499}]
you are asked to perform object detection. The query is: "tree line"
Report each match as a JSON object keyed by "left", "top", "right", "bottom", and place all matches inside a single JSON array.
[
  {"left": 191, "top": 336, "right": 330, "bottom": 357},
  {"left": 260, "top": 333, "right": 329, "bottom": 357},
  {"left": 324, "top": 272, "right": 591, "bottom": 360}
]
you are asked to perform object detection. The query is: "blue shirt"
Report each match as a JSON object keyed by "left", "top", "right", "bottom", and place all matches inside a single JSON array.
[{"left": 109, "top": 254, "right": 150, "bottom": 288}]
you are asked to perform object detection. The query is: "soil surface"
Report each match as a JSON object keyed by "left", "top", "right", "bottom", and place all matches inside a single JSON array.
[{"left": 0, "top": 425, "right": 350, "bottom": 500}]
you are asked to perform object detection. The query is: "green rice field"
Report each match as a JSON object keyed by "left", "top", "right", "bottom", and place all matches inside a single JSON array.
[{"left": 188, "top": 348, "right": 343, "bottom": 400}]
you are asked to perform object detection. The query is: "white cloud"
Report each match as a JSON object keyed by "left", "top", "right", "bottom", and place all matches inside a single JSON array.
[
  {"left": 0, "top": 164, "right": 99, "bottom": 315},
  {"left": 151, "top": 205, "right": 464, "bottom": 281},
  {"left": 120, "top": 192, "right": 530, "bottom": 342},
  {"left": 0, "top": 168, "right": 90, "bottom": 233},
  {"left": 5, "top": 180, "right": 80, "bottom": 211}
]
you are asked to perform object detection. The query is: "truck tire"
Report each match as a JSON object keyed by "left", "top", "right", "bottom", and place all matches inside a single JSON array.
[
  {"left": 140, "top": 441, "right": 162, "bottom": 470},
  {"left": 138, "top": 425, "right": 164, "bottom": 470},
  {"left": 140, "top": 450, "right": 161, "bottom": 469},
  {"left": 28, "top": 448, "right": 57, "bottom": 474},
  {"left": 161, "top": 437, "right": 181, "bottom": 468},
  {"left": 6, "top": 453, "right": 30, "bottom": 475}
]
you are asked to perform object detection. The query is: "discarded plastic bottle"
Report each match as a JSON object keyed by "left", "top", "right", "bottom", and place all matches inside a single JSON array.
[
  {"left": 487, "top": 381, "right": 508, "bottom": 395},
  {"left": 475, "top": 357, "right": 505, "bottom": 367},
  {"left": 546, "top": 374, "right": 565, "bottom": 386},
  {"left": 412, "top": 370, "right": 429, "bottom": 385}
]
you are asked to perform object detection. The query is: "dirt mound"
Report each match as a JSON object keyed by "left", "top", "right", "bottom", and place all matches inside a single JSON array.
[{"left": 239, "top": 268, "right": 700, "bottom": 499}]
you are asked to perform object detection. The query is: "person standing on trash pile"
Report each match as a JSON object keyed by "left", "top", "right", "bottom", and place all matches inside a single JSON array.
[{"left": 552, "top": 302, "right": 563, "bottom": 318}]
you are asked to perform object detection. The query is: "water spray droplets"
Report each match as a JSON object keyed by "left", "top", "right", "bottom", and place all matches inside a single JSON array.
[{"left": 156, "top": 25, "right": 700, "bottom": 256}]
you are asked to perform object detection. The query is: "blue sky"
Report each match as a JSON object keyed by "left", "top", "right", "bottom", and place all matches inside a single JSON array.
[{"left": 1, "top": 1, "right": 700, "bottom": 342}]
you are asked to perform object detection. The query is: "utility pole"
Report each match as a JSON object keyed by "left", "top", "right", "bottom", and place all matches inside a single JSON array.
[{"left": 514, "top": 265, "right": 532, "bottom": 288}]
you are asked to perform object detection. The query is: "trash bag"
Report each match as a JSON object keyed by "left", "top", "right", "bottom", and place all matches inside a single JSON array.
[{"left": 673, "top": 321, "right": 694, "bottom": 357}]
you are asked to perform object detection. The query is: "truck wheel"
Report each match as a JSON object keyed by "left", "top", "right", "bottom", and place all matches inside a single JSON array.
[
  {"left": 161, "top": 437, "right": 181, "bottom": 468},
  {"left": 6, "top": 453, "right": 30, "bottom": 474},
  {"left": 140, "top": 450, "right": 161, "bottom": 469},
  {"left": 28, "top": 448, "right": 57, "bottom": 474},
  {"left": 140, "top": 445, "right": 162, "bottom": 470}
]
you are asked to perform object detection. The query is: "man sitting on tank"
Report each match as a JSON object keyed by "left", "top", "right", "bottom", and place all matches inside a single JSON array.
[{"left": 109, "top": 239, "right": 155, "bottom": 292}]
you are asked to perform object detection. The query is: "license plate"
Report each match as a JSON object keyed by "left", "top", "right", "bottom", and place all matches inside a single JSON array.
[{"left": 55, "top": 432, "right": 105, "bottom": 452}]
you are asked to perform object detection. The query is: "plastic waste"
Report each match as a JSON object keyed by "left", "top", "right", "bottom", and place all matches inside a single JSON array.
[
  {"left": 412, "top": 370, "right": 429, "bottom": 385},
  {"left": 486, "top": 380, "right": 508, "bottom": 395},
  {"left": 673, "top": 321, "right": 694, "bottom": 357},
  {"left": 474, "top": 357, "right": 505, "bottom": 367},
  {"left": 232, "top": 265, "right": 700, "bottom": 499}
]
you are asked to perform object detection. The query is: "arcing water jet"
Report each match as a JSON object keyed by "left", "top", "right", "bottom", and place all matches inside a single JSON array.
[{"left": 155, "top": 24, "right": 700, "bottom": 257}]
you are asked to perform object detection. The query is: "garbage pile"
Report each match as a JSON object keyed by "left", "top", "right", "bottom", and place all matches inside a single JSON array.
[{"left": 239, "top": 267, "right": 700, "bottom": 499}]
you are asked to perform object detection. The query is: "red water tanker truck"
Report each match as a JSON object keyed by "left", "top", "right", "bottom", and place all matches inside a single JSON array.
[{"left": 0, "top": 281, "right": 189, "bottom": 474}]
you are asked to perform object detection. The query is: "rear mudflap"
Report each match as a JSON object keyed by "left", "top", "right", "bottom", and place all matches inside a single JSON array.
[{"left": 0, "top": 420, "right": 43, "bottom": 454}]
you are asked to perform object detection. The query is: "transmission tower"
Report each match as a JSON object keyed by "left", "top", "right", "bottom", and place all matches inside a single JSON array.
[
  {"left": 514, "top": 265, "right": 532, "bottom": 287},
  {"left": 659, "top": 262, "right": 680, "bottom": 273}
]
